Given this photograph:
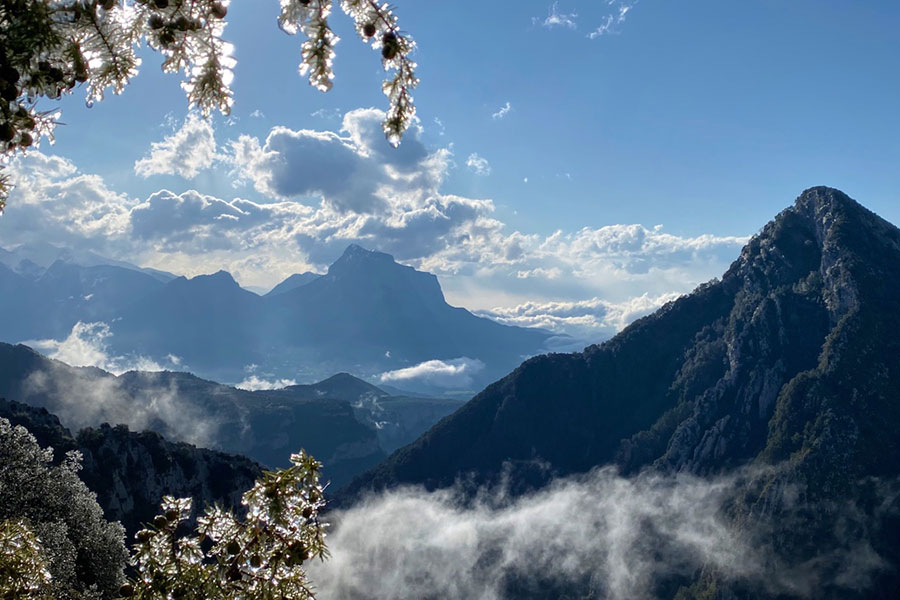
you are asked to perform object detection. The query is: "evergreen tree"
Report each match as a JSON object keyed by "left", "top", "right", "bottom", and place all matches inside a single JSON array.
[
  {"left": 0, "top": 417, "right": 128, "bottom": 600},
  {"left": 0, "top": 417, "right": 330, "bottom": 600}
]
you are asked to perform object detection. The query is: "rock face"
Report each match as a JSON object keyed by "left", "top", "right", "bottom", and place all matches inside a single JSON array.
[
  {"left": 0, "top": 399, "right": 261, "bottom": 537},
  {"left": 343, "top": 188, "right": 900, "bottom": 597}
]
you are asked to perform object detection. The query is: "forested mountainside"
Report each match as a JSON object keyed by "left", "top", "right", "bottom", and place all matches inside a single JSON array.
[
  {"left": 342, "top": 188, "right": 900, "bottom": 598},
  {"left": 0, "top": 345, "right": 464, "bottom": 488},
  {"left": 0, "top": 399, "right": 261, "bottom": 537}
]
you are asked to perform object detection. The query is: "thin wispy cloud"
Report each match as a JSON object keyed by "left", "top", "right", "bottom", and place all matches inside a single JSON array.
[
  {"left": 23, "top": 321, "right": 180, "bottom": 376},
  {"left": 433, "top": 117, "right": 446, "bottom": 136},
  {"left": 310, "top": 107, "right": 341, "bottom": 120},
  {"left": 492, "top": 102, "right": 512, "bottom": 120},
  {"left": 534, "top": 2, "right": 578, "bottom": 30},
  {"left": 466, "top": 153, "right": 491, "bottom": 176},
  {"left": 588, "top": 0, "right": 637, "bottom": 39}
]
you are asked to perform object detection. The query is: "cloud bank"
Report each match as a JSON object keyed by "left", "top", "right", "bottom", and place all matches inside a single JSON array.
[
  {"left": 479, "top": 292, "right": 682, "bottom": 347},
  {"left": 314, "top": 467, "right": 892, "bottom": 599}
]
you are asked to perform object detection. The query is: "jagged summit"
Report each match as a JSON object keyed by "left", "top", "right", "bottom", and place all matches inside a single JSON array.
[{"left": 328, "top": 244, "right": 402, "bottom": 275}]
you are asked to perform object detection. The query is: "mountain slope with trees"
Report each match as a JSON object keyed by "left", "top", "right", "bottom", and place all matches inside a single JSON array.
[
  {"left": 342, "top": 187, "right": 900, "bottom": 597},
  {"left": 0, "top": 399, "right": 261, "bottom": 538}
]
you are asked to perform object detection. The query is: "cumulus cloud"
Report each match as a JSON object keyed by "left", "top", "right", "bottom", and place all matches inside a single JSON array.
[
  {"left": 1, "top": 115, "right": 749, "bottom": 338},
  {"left": 134, "top": 113, "right": 221, "bottom": 179},
  {"left": 492, "top": 102, "right": 512, "bottom": 120},
  {"left": 466, "top": 153, "right": 491, "bottom": 176},
  {"left": 535, "top": 2, "right": 578, "bottom": 29},
  {"left": 379, "top": 358, "right": 485, "bottom": 389},
  {"left": 230, "top": 108, "right": 434, "bottom": 214},
  {"left": 426, "top": 223, "right": 745, "bottom": 318},
  {"left": 0, "top": 154, "right": 133, "bottom": 256}
]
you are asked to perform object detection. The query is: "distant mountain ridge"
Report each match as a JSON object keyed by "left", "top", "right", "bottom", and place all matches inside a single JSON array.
[
  {"left": 342, "top": 188, "right": 900, "bottom": 598},
  {"left": 0, "top": 243, "right": 552, "bottom": 391},
  {"left": 0, "top": 342, "right": 465, "bottom": 488},
  {"left": 265, "top": 271, "right": 321, "bottom": 296}
]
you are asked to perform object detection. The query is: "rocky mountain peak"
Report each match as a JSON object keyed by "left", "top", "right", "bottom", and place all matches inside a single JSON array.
[
  {"left": 329, "top": 244, "right": 398, "bottom": 274},
  {"left": 345, "top": 187, "right": 900, "bottom": 508}
]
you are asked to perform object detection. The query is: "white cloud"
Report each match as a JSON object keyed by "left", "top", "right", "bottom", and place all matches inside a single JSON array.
[
  {"left": 311, "top": 107, "right": 341, "bottom": 120},
  {"left": 535, "top": 2, "right": 578, "bottom": 29},
  {"left": 235, "top": 375, "right": 297, "bottom": 391},
  {"left": 515, "top": 266, "right": 563, "bottom": 280},
  {"left": 379, "top": 358, "right": 485, "bottom": 389},
  {"left": 491, "top": 102, "right": 512, "bottom": 120},
  {"left": 588, "top": 0, "right": 636, "bottom": 39},
  {"left": 228, "top": 108, "right": 437, "bottom": 214},
  {"left": 1, "top": 152, "right": 132, "bottom": 254},
  {"left": 313, "top": 467, "right": 828, "bottom": 600},
  {"left": 479, "top": 292, "right": 682, "bottom": 347},
  {"left": 134, "top": 113, "right": 221, "bottom": 179},
  {"left": 24, "top": 321, "right": 180, "bottom": 376},
  {"left": 250, "top": 109, "right": 266, "bottom": 118},
  {"left": 465, "top": 153, "right": 491, "bottom": 176},
  {"left": 0, "top": 115, "right": 748, "bottom": 326}
]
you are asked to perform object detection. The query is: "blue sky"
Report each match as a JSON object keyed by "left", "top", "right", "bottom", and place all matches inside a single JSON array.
[{"left": 2, "top": 0, "right": 898, "bottom": 342}]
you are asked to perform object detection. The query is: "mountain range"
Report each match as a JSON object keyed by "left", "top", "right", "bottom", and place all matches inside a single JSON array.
[
  {"left": 341, "top": 187, "right": 900, "bottom": 598},
  {"left": 0, "top": 342, "right": 465, "bottom": 488},
  {"left": 6, "top": 187, "right": 899, "bottom": 597},
  {"left": 0, "top": 243, "right": 552, "bottom": 392}
]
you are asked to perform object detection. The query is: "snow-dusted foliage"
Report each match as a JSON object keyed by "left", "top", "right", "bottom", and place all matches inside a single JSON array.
[{"left": 125, "top": 450, "right": 328, "bottom": 599}]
